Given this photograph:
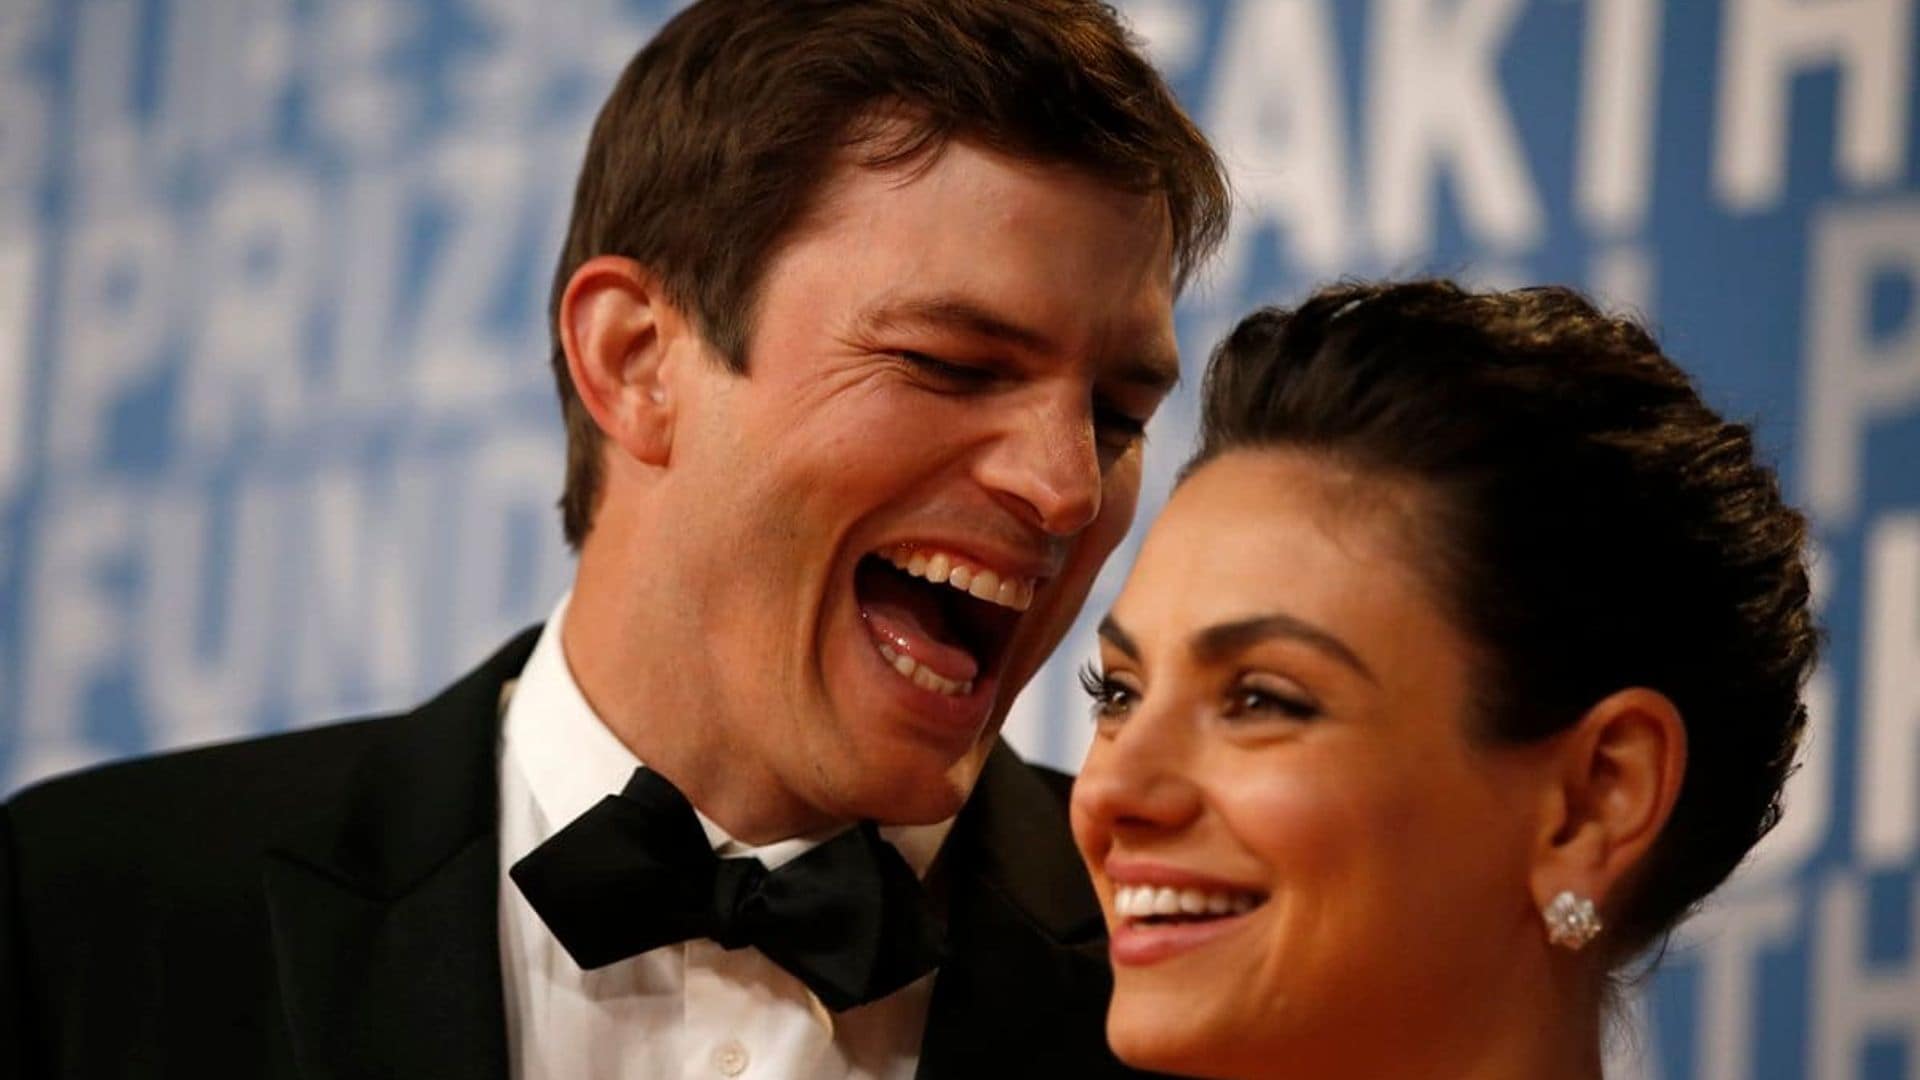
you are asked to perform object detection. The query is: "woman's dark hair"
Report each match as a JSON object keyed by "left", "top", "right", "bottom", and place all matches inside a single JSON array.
[{"left": 1192, "top": 280, "right": 1817, "bottom": 957}]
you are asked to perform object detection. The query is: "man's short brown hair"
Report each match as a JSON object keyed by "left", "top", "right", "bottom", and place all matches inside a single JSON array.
[{"left": 549, "top": 0, "right": 1229, "bottom": 547}]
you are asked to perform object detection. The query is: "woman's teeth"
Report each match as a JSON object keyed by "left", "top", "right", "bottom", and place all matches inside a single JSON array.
[
  {"left": 1112, "top": 884, "right": 1264, "bottom": 921},
  {"left": 883, "top": 547, "right": 1035, "bottom": 612},
  {"left": 877, "top": 642, "right": 973, "bottom": 697}
]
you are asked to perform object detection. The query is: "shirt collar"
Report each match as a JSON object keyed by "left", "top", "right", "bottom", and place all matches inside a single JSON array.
[{"left": 501, "top": 593, "right": 953, "bottom": 875}]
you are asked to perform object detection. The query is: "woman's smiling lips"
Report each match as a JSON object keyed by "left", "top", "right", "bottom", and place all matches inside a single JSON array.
[{"left": 1103, "top": 860, "right": 1271, "bottom": 967}]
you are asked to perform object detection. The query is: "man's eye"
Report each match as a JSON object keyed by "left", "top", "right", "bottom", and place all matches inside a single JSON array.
[
  {"left": 898, "top": 351, "right": 992, "bottom": 388},
  {"left": 1093, "top": 404, "right": 1149, "bottom": 450}
]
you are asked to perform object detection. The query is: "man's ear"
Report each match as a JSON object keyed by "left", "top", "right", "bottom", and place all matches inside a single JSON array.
[
  {"left": 559, "top": 255, "right": 690, "bottom": 467},
  {"left": 1528, "top": 687, "right": 1688, "bottom": 925}
]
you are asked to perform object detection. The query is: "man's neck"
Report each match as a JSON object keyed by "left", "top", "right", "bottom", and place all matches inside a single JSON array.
[{"left": 558, "top": 556, "right": 843, "bottom": 846}]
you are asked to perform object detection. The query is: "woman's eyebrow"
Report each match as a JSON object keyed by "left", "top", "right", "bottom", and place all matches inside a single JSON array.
[
  {"left": 1190, "top": 614, "right": 1376, "bottom": 684},
  {"left": 1097, "top": 614, "right": 1142, "bottom": 660}
]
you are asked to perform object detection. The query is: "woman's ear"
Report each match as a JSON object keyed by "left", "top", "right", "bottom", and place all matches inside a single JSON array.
[
  {"left": 1528, "top": 688, "right": 1688, "bottom": 927},
  {"left": 558, "top": 255, "right": 690, "bottom": 468}
]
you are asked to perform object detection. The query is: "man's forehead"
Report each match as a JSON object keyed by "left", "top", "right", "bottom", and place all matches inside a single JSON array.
[{"left": 808, "top": 121, "right": 1174, "bottom": 243}]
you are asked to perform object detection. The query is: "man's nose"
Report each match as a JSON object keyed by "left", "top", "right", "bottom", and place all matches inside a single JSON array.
[{"left": 975, "top": 392, "right": 1103, "bottom": 536}]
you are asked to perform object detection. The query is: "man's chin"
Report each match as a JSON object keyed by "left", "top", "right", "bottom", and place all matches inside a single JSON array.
[{"left": 834, "top": 736, "right": 993, "bottom": 826}]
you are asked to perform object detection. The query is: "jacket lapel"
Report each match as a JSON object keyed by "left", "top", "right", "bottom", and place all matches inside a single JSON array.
[
  {"left": 261, "top": 637, "right": 1148, "bottom": 1077},
  {"left": 262, "top": 628, "right": 540, "bottom": 1080},
  {"left": 917, "top": 744, "right": 1153, "bottom": 1078}
]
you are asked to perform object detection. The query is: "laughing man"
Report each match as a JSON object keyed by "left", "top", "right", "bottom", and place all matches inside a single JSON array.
[{"left": 1, "top": 2, "right": 1228, "bottom": 1076}]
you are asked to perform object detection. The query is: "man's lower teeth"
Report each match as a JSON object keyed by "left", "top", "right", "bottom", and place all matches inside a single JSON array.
[{"left": 877, "top": 643, "right": 973, "bottom": 697}]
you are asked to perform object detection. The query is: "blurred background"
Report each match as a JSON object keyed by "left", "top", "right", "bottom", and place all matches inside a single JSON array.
[{"left": 1, "top": 0, "right": 1916, "bottom": 1075}]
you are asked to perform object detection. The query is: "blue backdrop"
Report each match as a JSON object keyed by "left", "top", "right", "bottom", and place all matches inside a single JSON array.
[{"left": 1, "top": 1, "right": 1917, "bottom": 1076}]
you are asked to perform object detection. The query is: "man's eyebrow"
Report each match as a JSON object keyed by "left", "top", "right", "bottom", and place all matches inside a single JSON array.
[
  {"left": 855, "top": 295, "right": 1180, "bottom": 393},
  {"left": 1097, "top": 615, "right": 1141, "bottom": 660},
  {"left": 1192, "top": 614, "right": 1376, "bottom": 683},
  {"left": 855, "top": 296, "right": 1056, "bottom": 354},
  {"left": 1117, "top": 350, "right": 1180, "bottom": 395}
]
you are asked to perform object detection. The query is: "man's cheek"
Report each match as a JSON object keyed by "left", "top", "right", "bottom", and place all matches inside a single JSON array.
[
  {"left": 1085, "top": 488, "right": 1142, "bottom": 564},
  {"left": 1103, "top": 453, "right": 1146, "bottom": 528}
]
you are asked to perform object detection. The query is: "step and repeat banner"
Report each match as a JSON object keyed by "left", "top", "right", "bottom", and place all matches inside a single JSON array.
[{"left": 1, "top": 1, "right": 1916, "bottom": 1075}]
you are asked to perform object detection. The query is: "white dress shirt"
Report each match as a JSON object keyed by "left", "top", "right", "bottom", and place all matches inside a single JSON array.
[{"left": 498, "top": 595, "right": 953, "bottom": 1080}]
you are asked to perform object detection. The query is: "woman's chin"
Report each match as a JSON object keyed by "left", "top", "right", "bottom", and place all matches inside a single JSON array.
[
  {"left": 1106, "top": 1001, "right": 1237, "bottom": 1080},
  {"left": 1106, "top": 1032, "right": 1197, "bottom": 1078}
]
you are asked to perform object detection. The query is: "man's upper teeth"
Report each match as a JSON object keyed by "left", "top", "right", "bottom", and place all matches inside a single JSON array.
[
  {"left": 886, "top": 547, "right": 1034, "bottom": 611},
  {"left": 1112, "top": 883, "right": 1262, "bottom": 919}
]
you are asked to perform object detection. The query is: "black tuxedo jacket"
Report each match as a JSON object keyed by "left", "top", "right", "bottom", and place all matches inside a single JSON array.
[{"left": 1, "top": 628, "right": 1161, "bottom": 1078}]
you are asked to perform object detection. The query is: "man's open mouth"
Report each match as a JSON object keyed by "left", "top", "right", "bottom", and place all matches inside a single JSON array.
[{"left": 853, "top": 544, "right": 1035, "bottom": 698}]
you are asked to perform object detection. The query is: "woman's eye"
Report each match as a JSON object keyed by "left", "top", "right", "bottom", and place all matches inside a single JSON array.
[
  {"left": 1223, "top": 677, "right": 1321, "bottom": 722},
  {"left": 1078, "top": 662, "right": 1138, "bottom": 721}
]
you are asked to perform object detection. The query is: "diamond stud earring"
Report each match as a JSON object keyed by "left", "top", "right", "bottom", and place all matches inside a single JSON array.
[{"left": 1543, "top": 890, "right": 1602, "bottom": 950}]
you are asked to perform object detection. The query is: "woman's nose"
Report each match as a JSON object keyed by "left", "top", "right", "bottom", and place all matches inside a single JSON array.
[{"left": 1073, "top": 715, "right": 1204, "bottom": 834}]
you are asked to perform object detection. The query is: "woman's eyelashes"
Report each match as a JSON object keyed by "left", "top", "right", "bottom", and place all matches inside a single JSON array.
[
  {"left": 1078, "top": 664, "right": 1323, "bottom": 726},
  {"left": 1222, "top": 674, "right": 1322, "bottom": 722},
  {"left": 1079, "top": 662, "right": 1139, "bottom": 722}
]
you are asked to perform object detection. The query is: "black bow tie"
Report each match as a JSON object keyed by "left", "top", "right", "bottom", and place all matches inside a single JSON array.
[{"left": 509, "top": 766, "right": 946, "bottom": 1011}]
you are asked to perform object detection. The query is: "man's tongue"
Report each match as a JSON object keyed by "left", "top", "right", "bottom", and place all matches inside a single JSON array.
[{"left": 857, "top": 560, "right": 982, "bottom": 684}]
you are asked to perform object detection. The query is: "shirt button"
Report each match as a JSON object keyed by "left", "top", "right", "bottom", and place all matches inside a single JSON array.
[{"left": 713, "top": 1040, "right": 749, "bottom": 1077}]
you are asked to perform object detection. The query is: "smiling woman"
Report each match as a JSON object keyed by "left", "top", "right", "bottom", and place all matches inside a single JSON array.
[{"left": 1069, "top": 280, "right": 1818, "bottom": 1080}]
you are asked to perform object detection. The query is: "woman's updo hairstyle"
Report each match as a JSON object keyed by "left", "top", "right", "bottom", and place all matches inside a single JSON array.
[{"left": 1191, "top": 280, "right": 1817, "bottom": 958}]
